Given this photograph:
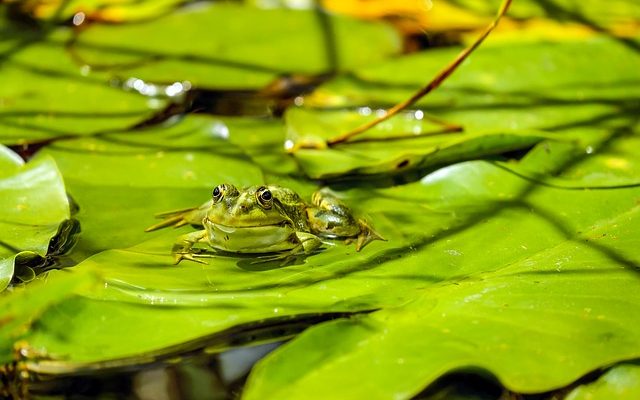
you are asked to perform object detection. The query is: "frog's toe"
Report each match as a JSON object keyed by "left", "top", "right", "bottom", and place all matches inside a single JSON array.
[
  {"left": 355, "top": 220, "right": 386, "bottom": 252},
  {"left": 173, "top": 252, "right": 209, "bottom": 265}
]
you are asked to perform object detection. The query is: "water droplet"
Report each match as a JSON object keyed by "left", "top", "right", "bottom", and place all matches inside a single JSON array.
[
  {"left": 358, "top": 106, "right": 372, "bottom": 116},
  {"left": 165, "top": 82, "right": 184, "bottom": 97},
  {"left": 210, "top": 121, "right": 230, "bottom": 140},
  {"left": 131, "top": 78, "right": 144, "bottom": 92},
  {"left": 284, "top": 139, "right": 295, "bottom": 151},
  {"left": 375, "top": 109, "right": 387, "bottom": 118},
  {"left": 72, "top": 12, "right": 85, "bottom": 26}
]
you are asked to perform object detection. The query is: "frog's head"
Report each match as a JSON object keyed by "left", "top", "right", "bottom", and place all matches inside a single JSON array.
[{"left": 205, "top": 184, "right": 291, "bottom": 227}]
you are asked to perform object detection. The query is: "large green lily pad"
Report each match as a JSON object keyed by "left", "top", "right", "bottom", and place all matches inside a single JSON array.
[
  {"left": 241, "top": 157, "right": 640, "bottom": 397},
  {"left": 14, "top": 128, "right": 640, "bottom": 394}
]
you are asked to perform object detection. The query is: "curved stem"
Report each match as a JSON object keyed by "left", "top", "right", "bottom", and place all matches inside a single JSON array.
[{"left": 327, "top": 0, "right": 513, "bottom": 146}]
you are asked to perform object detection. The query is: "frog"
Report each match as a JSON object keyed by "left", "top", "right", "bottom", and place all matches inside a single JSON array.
[{"left": 145, "top": 183, "right": 384, "bottom": 264}]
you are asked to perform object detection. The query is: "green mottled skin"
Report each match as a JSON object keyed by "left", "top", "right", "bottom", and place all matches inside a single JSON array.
[{"left": 146, "top": 184, "right": 383, "bottom": 265}]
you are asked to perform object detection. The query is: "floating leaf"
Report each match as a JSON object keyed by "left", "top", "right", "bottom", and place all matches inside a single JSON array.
[
  {"left": 285, "top": 107, "right": 546, "bottom": 179},
  {"left": 71, "top": 3, "right": 401, "bottom": 89},
  {"left": 243, "top": 168, "right": 640, "bottom": 398},
  {"left": 0, "top": 270, "right": 96, "bottom": 365},
  {"left": 305, "top": 36, "right": 639, "bottom": 123},
  {"left": 0, "top": 25, "right": 165, "bottom": 144},
  {"left": 291, "top": 35, "right": 640, "bottom": 179},
  {"left": 0, "top": 145, "right": 24, "bottom": 177},
  {"left": 15, "top": 140, "right": 640, "bottom": 379},
  {"left": 0, "top": 149, "right": 71, "bottom": 291}
]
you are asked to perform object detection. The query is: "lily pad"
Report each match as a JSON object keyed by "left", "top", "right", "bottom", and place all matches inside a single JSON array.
[
  {"left": 0, "top": 269, "right": 96, "bottom": 365},
  {"left": 0, "top": 149, "right": 71, "bottom": 291},
  {"left": 285, "top": 107, "right": 546, "bottom": 179},
  {"left": 15, "top": 131, "right": 640, "bottom": 384},
  {"left": 0, "top": 144, "right": 24, "bottom": 177},
  {"left": 242, "top": 172, "right": 640, "bottom": 398},
  {"left": 289, "top": 35, "right": 640, "bottom": 179},
  {"left": 70, "top": 3, "right": 401, "bottom": 89},
  {"left": 0, "top": 25, "right": 166, "bottom": 144}
]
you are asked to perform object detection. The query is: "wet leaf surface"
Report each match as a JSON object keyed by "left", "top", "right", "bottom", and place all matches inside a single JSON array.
[
  {"left": 0, "top": 23, "right": 166, "bottom": 145},
  {"left": 0, "top": 270, "right": 96, "bottom": 364},
  {"left": 71, "top": 3, "right": 401, "bottom": 89},
  {"left": 0, "top": 148, "right": 70, "bottom": 291},
  {"left": 290, "top": 35, "right": 640, "bottom": 179}
]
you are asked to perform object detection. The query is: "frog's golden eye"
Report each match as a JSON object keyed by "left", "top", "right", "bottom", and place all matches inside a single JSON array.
[
  {"left": 212, "top": 185, "right": 225, "bottom": 203},
  {"left": 256, "top": 187, "right": 273, "bottom": 209}
]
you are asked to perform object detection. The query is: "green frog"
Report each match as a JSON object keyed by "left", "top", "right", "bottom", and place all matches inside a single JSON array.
[{"left": 146, "top": 184, "right": 384, "bottom": 264}]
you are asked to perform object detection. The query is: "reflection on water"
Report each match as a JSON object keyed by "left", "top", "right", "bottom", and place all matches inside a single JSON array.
[{"left": 28, "top": 341, "right": 283, "bottom": 400}]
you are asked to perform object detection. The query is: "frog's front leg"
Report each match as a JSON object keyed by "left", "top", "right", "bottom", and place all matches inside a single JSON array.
[
  {"left": 294, "top": 231, "right": 323, "bottom": 254},
  {"left": 172, "top": 230, "right": 209, "bottom": 265}
]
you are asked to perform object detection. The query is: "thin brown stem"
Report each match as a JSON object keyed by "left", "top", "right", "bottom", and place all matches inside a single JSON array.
[{"left": 327, "top": 0, "right": 513, "bottom": 146}]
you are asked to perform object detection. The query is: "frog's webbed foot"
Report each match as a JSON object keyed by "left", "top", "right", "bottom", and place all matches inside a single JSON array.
[
  {"left": 145, "top": 201, "right": 212, "bottom": 232},
  {"left": 172, "top": 230, "right": 209, "bottom": 265},
  {"left": 353, "top": 219, "right": 386, "bottom": 251},
  {"left": 173, "top": 251, "right": 214, "bottom": 265}
]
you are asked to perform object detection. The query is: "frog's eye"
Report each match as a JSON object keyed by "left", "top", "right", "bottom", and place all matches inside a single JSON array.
[
  {"left": 212, "top": 185, "right": 224, "bottom": 202},
  {"left": 257, "top": 187, "right": 273, "bottom": 209}
]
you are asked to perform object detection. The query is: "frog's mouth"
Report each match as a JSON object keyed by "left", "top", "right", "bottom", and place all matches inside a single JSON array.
[{"left": 204, "top": 218, "right": 290, "bottom": 231}]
